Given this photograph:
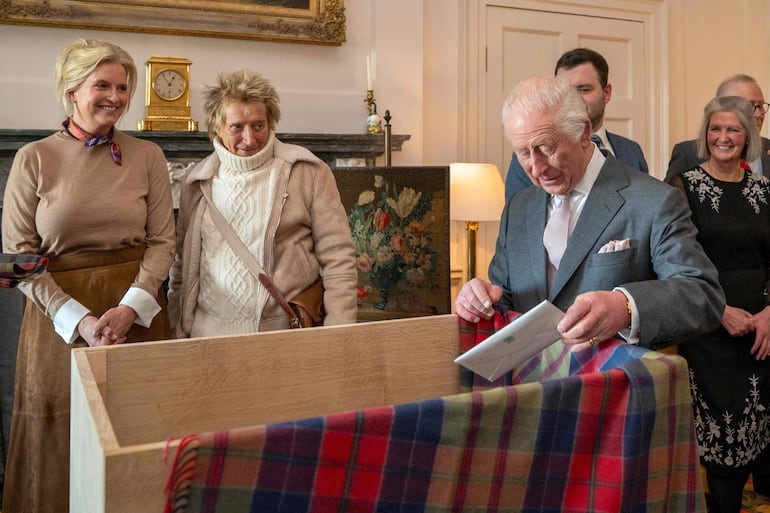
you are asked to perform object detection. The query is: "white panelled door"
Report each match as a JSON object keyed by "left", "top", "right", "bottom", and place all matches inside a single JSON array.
[{"left": 484, "top": 5, "right": 647, "bottom": 176}]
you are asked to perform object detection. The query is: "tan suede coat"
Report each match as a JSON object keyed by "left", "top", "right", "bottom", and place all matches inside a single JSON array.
[{"left": 168, "top": 139, "right": 358, "bottom": 335}]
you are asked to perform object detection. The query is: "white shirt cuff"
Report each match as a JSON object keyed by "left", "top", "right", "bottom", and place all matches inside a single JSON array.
[
  {"left": 53, "top": 298, "right": 90, "bottom": 344},
  {"left": 119, "top": 287, "right": 160, "bottom": 328},
  {"left": 614, "top": 287, "right": 640, "bottom": 345}
]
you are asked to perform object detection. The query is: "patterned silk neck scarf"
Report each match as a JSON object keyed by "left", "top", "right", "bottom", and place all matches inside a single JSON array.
[{"left": 62, "top": 118, "right": 122, "bottom": 165}]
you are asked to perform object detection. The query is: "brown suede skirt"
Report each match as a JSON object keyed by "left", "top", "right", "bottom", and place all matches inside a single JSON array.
[{"left": 2, "top": 247, "right": 169, "bottom": 513}]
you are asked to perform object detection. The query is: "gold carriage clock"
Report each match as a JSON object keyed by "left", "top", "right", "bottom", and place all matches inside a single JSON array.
[{"left": 138, "top": 56, "right": 198, "bottom": 131}]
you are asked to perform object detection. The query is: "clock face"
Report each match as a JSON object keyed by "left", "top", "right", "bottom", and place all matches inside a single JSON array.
[{"left": 152, "top": 68, "right": 186, "bottom": 101}]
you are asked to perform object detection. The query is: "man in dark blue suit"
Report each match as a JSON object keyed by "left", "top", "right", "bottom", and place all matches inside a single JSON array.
[
  {"left": 504, "top": 48, "right": 648, "bottom": 200},
  {"left": 665, "top": 74, "right": 770, "bottom": 182}
]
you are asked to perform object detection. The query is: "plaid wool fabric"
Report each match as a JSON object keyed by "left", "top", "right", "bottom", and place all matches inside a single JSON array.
[
  {"left": 0, "top": 253, "right": 48, "bottom": 288},
  {"left": 165, "top": 312, "right": 706, "bottom": 513}
]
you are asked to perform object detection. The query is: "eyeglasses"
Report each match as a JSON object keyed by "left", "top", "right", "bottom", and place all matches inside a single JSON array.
[{"left": 752, "top": 102, "right": 770, "bottom": 114}]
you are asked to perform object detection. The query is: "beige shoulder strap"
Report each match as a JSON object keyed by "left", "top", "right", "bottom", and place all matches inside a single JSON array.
[{"left": 199, "top": 181, "right": 300, "bottom": 327}]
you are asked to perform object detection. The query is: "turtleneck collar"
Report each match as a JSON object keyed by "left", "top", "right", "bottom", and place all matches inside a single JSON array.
[{"left": 213, "top": 130, "right": 276, "bottom": 175}]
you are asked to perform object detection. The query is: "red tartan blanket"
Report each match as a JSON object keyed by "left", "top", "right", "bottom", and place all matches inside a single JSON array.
[{"left": 164, "top": 312, "right": 706, "bottom": 513}]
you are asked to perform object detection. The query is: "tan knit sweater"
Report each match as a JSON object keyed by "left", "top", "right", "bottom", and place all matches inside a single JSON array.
[{"left": 1, "top": 130, "right": 175, "bottom": 319}]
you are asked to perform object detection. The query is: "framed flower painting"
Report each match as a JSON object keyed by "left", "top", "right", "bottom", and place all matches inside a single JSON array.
[{"left": 332, "top": 166, "right": 451, "bottom": 321}]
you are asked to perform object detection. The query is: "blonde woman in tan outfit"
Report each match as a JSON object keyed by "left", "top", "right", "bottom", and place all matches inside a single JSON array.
[
  {"left": 1, "top": 40, "right": 175, "bottom": 512},
  {"left": 168, "top": 70, "right": 357, "bottom": 336}
]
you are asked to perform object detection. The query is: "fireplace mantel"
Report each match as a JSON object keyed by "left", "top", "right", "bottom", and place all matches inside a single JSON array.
[
  {"left": 0, "top": 129, "right": 410, "bottom": 208},
  {"left": 0, "top": 129, "right": 409, "bottom": 163}
]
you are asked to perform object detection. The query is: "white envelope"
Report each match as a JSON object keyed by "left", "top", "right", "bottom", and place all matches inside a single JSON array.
[{"left": 454, "top": 300, "right": 564, "bottom": 381}]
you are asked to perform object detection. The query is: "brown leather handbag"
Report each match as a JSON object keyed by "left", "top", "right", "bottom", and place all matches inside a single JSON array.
[{"left": 288, "top": 276, "right": 325, "bottom": 328}]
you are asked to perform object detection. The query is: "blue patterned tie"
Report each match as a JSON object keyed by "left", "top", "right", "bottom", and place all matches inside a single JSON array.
[{"left": 591, "top": 134, "right": 609, "bottom": 157}]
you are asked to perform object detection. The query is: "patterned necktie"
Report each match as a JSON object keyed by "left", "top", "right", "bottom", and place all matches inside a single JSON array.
[
  {"left": 543, "top": 194, "right": 571, "bottom": 287},
  {"left": 591, "top": 134, "right": 609, "bottom": 157}
]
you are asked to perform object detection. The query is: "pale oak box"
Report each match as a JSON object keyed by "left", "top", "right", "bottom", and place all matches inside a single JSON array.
[{"left": 70, "top": 315, "right": 460, "bottom": 513}]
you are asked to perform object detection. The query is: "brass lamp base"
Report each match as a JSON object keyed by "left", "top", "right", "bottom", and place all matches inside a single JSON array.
[{"left": 465, "top": 221, "right": 479, "bottom": 280}]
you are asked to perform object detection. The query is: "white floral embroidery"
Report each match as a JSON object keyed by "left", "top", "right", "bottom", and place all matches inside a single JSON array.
[
  {"left": 689, "top": 369, "right": 769, "bottom": 468},
  {"left": 742, "top": 174, "right": 770, "bottom": 214},
  {"left": 683, "top": 167, "right": 723, "bottom": 212},
  {"left": 683, "top": 167, "right": 770, "bottom": 214}
]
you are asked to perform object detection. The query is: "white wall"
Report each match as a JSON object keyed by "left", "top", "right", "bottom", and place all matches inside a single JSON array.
[
  {"left": 423, "top": 0, "right": 465, "bottom": 166},
  {"left": 0, "top": 0, "right": 426, "bottom": 166},
  {"left": 3, "top": 0, "right": 765, "bottom": 165},
  {"left": 667, "top": 0, "right": 770, "bottom": 145}
]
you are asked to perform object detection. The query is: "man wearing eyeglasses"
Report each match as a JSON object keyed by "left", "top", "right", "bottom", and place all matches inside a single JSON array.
[{"left": 665, "top": 74, "right": 770, "bottom": 181}]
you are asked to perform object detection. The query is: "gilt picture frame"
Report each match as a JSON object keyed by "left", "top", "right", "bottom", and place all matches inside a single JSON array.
[
  {"left": 0, "top": 0, "right": 345, "bottom": 45},
  {"left": 332, "top": 166, "right": 451, "bottom": 322}
]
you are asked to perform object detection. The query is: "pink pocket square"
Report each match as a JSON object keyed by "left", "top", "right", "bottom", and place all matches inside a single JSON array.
[{"left": 598, "top": 239, "right": 631, "bottom": 253}]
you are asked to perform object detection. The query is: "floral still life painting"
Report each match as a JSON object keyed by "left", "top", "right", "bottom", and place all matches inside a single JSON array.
[{"left": 332, "top": 167, "right": 450, "bottom": 321}]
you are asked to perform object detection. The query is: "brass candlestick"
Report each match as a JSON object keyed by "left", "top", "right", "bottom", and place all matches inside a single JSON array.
[{"left": 365, "top": 90, "right": 383, "bottom": 134}]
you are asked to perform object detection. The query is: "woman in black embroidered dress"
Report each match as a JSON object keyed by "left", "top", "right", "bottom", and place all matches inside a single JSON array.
[{"left": 671, "top": 95, "right": 770, "bottom": 513}]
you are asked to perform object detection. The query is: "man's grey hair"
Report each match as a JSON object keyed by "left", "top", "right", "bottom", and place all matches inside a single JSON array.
[
  {"left": 716, "top": 74, "right": 759, "bottom": 97},
  {"left": 502, "top": 75, "right": 589, "bottom": 142}
]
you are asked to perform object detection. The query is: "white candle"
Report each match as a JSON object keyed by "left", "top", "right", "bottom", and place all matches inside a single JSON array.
[{"left": 366, "top": 56, "right": 373, "bottom": 90}]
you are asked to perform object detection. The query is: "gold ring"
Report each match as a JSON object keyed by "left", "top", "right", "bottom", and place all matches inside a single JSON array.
[{"left": 589, "top": 336, "right": 600, "bottom": 346}]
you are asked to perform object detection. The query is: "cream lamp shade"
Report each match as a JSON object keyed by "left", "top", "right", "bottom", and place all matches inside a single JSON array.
[
  {"left": 449, "top": 163, "right": 505, "bottom": 279},
  {"left": 449, "top": 163, "right": 505, "bottom": 222}
]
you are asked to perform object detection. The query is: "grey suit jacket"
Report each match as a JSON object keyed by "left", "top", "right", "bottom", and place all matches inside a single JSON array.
[
  {"left": 664, "top": 136, "right": 770, "bottom": 182},
  {"left": 504, "top": 131, "right": 649, "bottom": 200},
  {"left": 489, "top": 157, "right": 725, "bottom": 349}
]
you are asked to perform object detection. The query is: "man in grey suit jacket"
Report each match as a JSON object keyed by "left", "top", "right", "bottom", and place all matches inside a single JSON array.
[
  {"left": 505, "top": 48, "right": 648, "bottom": 200},
  {"left": 665, "top": 74, "right": 770, "bottom": 182},
  {"left": 455, "top": 76, "right": 724, "bottom": 351}
]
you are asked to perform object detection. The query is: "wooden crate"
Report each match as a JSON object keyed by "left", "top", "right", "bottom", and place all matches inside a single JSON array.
[{"left": 70, "top": 315, "right": 460, "bottom": 513}]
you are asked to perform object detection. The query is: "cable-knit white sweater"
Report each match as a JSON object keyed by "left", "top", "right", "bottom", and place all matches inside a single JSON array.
[{"left": 191, "top": 135, "right": 278, "bottom": 337}]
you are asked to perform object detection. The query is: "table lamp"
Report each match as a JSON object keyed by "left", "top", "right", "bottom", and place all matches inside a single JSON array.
[{"left": 449, "top": 162, "right": 506, "bottom": 279}]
